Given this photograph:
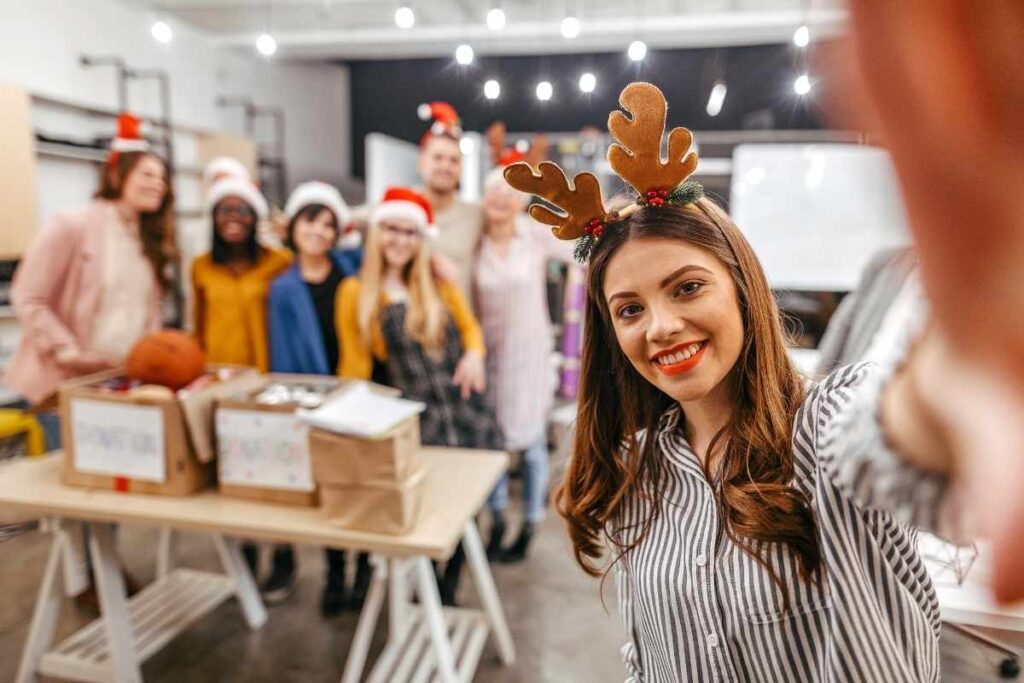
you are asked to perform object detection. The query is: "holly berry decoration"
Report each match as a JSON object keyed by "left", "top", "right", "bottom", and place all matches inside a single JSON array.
[{"left": 583, "top": 217, "right": 604, "bottom": 237}]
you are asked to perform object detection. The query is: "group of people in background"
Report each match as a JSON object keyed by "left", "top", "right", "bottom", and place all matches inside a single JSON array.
[{"left": 6, "top": 103, "right": 565, "bottom": 614}]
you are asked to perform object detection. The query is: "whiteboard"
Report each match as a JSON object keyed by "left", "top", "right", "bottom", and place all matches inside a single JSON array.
[
  {"left": 365, "top": 132, "right": 483, "bottom": 205},
  {"left": 730, "top": 144, "right": 911, "bottom": 291}
]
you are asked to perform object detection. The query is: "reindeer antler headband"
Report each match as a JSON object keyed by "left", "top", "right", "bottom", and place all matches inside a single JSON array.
[{"left": 503, "top": 82, "right": 704, "bottom": 263}]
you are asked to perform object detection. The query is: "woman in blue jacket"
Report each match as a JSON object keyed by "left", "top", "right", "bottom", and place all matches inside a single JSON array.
[{"left": 264, "top": 181, "right": 366, "bottom": 616}]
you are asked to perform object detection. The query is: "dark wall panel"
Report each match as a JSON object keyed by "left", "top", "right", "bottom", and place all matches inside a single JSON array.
[{"left": 346, "top": 43, "right": 826, "bottom": 177}]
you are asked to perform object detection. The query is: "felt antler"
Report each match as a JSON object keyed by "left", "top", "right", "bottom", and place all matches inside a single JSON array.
[
  {"left": 607, "top": 82, "right": 698, "bottom": 198},
  {"left": 503, "top": 161, "right": 607, "bottom": 241}
]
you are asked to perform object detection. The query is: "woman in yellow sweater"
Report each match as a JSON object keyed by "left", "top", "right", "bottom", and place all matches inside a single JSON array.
[
  {"left": 192, "top": 177, "right": 291, "bottom": 370},
  {"left": 339, "top": 187, "right": 503, "bottom": 606}
]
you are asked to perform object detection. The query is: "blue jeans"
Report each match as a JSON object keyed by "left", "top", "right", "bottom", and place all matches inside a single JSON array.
[{"left": 488, "top": 439, "right": 549, "bottom": 524}]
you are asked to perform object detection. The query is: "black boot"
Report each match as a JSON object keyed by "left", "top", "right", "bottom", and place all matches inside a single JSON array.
[
  {"left": 321, "top": 549, "right": 347, "bottom": 617},
  {"left": 260, "top": 545, "right": 296, "bottom": 605},
  {"left": 439, "top": 543, "right": 466, "bottom": 607},
  {"left": 487, "top": 512, "right": 506, "bottom": 561},
  {"left": 500, "top": 522, "right": 535, "bottom": 564},
  {"left": 350, "top": 553, "right": 372, "bottom": 610}
]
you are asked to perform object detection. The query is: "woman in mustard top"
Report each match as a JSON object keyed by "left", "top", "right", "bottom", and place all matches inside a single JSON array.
[
  {"left": 339, "top": 187, "right": 503, "bottom": 606},
  {"left": 191, "top": 177, "right": 291, "bottom": 370}
]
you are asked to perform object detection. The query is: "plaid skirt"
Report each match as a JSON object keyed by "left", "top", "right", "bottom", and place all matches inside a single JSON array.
[{"left": 381, "top": 302, "right": 504, "bottom": 450}]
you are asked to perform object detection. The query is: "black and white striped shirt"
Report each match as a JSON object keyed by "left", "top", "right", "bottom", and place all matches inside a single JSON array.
[{"left": 614, "top": 363, "right": 953, "bottom": 682}]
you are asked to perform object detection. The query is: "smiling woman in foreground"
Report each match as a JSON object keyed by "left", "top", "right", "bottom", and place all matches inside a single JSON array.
[{"left": 504, "top": 82, "right": 963, "bottom": 682}]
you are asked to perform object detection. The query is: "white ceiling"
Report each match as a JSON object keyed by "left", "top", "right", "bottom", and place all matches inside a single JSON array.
[{"left": 134, "top": 0, "right": 846, "bottom": 60}]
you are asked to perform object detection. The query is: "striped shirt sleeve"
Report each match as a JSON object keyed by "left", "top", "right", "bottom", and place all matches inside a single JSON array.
[
  {"left": 615, "top": 561, "right": 644, "bottom": 683},
  {"left": 811, "top": 362, "right": 961, "bottom": 540}
]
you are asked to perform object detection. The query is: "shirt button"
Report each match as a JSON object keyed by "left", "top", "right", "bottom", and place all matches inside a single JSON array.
[
  {"left": 695, "top": 553, "right": 708, "bottom": 567},
  {"left": 707, "top": 633, "right": 719, "bottom": 648}
]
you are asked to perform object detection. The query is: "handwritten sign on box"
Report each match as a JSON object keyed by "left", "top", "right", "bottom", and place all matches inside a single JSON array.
[
  {"left": 70, "top": 399, "right": 166, "bottom": 482},
  {"left": 217, "top": 409, "right": 314, "bottom": 491}
]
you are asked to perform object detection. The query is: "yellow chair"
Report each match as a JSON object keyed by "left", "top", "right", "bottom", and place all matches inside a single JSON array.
[{"left": 0, "top": 408, "right": 46, "bottom": 456}]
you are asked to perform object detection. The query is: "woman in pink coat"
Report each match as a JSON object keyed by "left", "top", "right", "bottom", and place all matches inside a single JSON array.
[{"left": 6, "top": 115, "right": 175, "bottom": 449}]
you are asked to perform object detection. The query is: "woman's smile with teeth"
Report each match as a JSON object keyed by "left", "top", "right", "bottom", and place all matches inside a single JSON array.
[{"left": 654, "top": 341, "right": 705, "bottom": 365}]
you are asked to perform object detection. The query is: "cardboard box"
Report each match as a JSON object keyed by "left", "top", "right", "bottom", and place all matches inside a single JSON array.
[
  {"left": 320, "top": 465, "right": 427, "bottom": 535},
  {"left": 309, "top": 416, "right": 420, "bottom": 488},
  {"left": 215, "top": 374, "right": 347, "bottom": 507},
  {"left": 59, "top": 367, "right": 260, "bottom": 496}
]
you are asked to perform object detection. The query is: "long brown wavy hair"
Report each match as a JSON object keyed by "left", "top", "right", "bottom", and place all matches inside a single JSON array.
[
  {"left": 557, "top": 197, "right": 819, "bottom": 590},
  {"left": 95, "top": 151, "right": 176, "bottom": 290}
]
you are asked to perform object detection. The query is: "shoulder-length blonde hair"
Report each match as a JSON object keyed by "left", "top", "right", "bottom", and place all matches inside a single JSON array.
[{"left": 357, "top": 223, "right": 448, "bottom": 352}]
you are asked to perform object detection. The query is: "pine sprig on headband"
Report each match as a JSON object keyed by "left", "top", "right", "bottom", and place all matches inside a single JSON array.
[
  {"left": 573, "top": 234, "right": 597, "bottom": 263},
  {"left": 669, "top": 180, "right": 704, "bottom": 205}
]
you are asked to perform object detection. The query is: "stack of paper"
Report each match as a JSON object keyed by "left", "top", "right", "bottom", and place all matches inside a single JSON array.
[{"left": 297, "top": 382, "right": 424, "bottom": 438}]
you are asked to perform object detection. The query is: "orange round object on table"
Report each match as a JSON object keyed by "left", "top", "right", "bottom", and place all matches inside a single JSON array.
[{"left": 125, "top": 330, "right": 205, "bottom": 390}]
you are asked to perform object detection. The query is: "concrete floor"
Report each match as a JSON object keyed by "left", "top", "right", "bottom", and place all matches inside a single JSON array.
[{"left": 1, "top": 511, "right": 1022, "bottom": 682}]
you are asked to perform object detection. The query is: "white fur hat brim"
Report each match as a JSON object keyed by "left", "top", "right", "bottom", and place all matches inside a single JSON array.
[
  {"left": 203, "top": 157, "right": 251, "bottom": 184},
  {"left": 206, "top": 178, "right": 269, "bottom": 220},
  {"left": 371, "top": 200, "right": 438, "bottom": 239},
  {"left": 284, "top": 181, "right": 352, "bottom": 228}
]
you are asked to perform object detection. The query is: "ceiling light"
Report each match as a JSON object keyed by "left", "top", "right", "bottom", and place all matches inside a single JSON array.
[
  {"left": 256, "top": 33, "right": 277, "bottom": 56},
  {"left": 536, "top": 80, "right": 553, "bottom": 101},
  {"left": 455, "top": 44, "right": 474, "bottom": 65},
  {"left": 579, "top": 72, "right": 596, "bottom": 93},
  {"left": 628, "top": 40, "right": 647, "bottom": 62},
  {"left": 794, "top": 74, "right": 812, "bottom": 95},
  {"left": 395, "top": 6, "right": 415, "bottom": 29},
  {"left": 151, "top": 20, "right": 173, "bottom": 44},
  {"left": 561, "top": 16, "right": 581, "bottom": 39},
  {"left": 793, "top": 24, "right": 810, "bottom": 48},
  {"left": 484, "top": 79, "right": 501, "bottom": 100},
  {"left": 486, "top": 7, "right": 506, "bottom": 31},
  {"left": 706, "top": 80, "right": 727, "bottom": 116}
]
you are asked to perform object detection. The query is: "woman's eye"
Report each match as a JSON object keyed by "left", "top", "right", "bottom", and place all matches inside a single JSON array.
[
  {"left": 617, "top": 303, "right": 643, "bottom": 319},
  {"left": 675, "top": 281, "right": 704, "bottom": 297}
]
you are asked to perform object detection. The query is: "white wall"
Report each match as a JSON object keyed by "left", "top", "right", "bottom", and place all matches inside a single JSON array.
[{"left": 0, "top": 0, "right": 351, "bottom": 190}]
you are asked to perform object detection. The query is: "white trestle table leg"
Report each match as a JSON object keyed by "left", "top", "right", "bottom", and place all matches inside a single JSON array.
[
  {"left": 340, "top": 554, "right": 388, "bottom": 683},
  {"left": 156, "top": 527, "right": 176, "bottom": 579},
  {"left": 462, "top": 521, "right": 516, "bottom": 665},
  {"left": 414, "top": 556, "right": 458, "bottom": 683},
  {"left": 212, "top": 534, "right": 268, "bottom": 629},
  {"left": 15, "top": 525, "right": 65, "bottom": 683},
  {"left": 88, "top": 522, "right": 143, "bottom": 683}
]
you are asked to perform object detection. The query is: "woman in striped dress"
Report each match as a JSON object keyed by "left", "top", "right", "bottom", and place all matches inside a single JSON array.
[
  {"left": 560, "top": 197, "right": 958, "bottom": 682},
  {"left": 502, "top": 80, "right": 976, "bottom": 681}
]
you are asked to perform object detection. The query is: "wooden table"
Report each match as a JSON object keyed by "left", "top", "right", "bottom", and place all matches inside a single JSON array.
[{"left": 1, "top": 448, "right": 514, "bottom": 683}]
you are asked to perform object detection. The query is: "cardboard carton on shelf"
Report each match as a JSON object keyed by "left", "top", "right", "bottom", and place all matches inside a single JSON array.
[
  {"left": 215, "top": 374, "right": 348, "bottom": 507},
  {"left": 320, "top": 465, "right": 428, "bottom": 535},
  {"left": 59, "top": 366, "right": 262, "bottom": 496}
]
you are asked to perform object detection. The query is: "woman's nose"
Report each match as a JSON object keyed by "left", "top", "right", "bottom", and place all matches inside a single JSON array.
[{"left": 646, "top": 304, "right": 686, "bottom": 345}]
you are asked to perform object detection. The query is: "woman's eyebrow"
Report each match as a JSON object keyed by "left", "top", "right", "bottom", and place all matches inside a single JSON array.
[{"left": 659, "top": 265, "right": 713, "bottom": 289}]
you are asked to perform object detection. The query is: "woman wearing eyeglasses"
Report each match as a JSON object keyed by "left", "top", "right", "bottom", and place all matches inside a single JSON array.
[{"left": 191, "top": 177, "right": 292, "bottom": 370}]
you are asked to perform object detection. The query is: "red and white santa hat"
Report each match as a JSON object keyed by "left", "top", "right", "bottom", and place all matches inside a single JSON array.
[
  {"left": 284, "top": 181, "right": 360, "bottom": 248},
  {"left": 206, "top": 176, "right": 269, "bottom": 220},
  {"left": 418, "top": 101, "right": 462, "bottom": 143},
  {"left": 370, "top": 187, "right": 438, "bottom": 239},
  {"left": 203, "top": 156, "right": 251, "bottom": 184},
  {"left": 108, "top": 113, "right": 150, "bottom": 166}
]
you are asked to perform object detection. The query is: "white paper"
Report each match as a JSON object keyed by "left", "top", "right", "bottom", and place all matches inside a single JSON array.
[
  {"left": 217, "top": 410, "right": 314, "bottom": 491},
  {"left": 70, "top": 399, "right": 166, "bottom": 482},
  {"left": 297, "top": 381, "right": 425, "bottom": 438}
]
